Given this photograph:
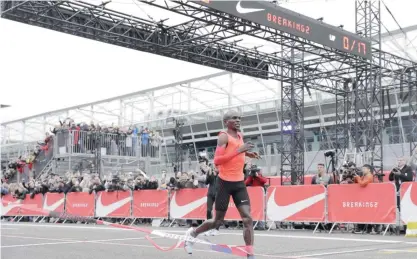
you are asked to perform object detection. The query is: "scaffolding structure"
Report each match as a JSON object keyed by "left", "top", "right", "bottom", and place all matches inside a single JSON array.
[{"left": 1, "top": 0, "right": 417, "bottom": 184}]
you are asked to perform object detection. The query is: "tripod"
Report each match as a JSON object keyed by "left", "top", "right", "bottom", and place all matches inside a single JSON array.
[{"left": 326, "top": 154, "right": 337, "bottom": 183}]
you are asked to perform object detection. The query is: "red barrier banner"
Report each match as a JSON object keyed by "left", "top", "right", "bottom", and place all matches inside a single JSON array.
[
  {"left": 327, "top": 183, "right": 396, "bottom": 224},
  {"left": 20, "top": 194, "right": 43, "bottom": 216},
  {"left": 65, "top": 192, "right": 95, "bottom": 217},
  {"left": 266, "top": 185, "right": 326, "bottom": 222},
  {"left": 400, "top": 182, "right": 417, "bottom": 224},
  {"left": 170, "top": 188, "right": 207, "bottom": 220},
  {"left": 96, "top": 191, "right": 132, "bottom": 218},
  {"left": 224, "top": 187, "right": 265, "bottom": 221},
  {"left": 43, "top": 193, "right": 65, "bottom": 213},
  {"left": 1, "top": 194, "right": 22, "bottom": 216},
  {"left": 1, "top": 194, "right": 44, "bottom": 216},
  {"left": 132, "top": 190, "right": 169, "bottom": 219}
]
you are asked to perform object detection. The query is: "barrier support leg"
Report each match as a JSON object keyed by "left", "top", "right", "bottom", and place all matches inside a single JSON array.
[
  {"left": 313, "top": 222, "right": 321, "bottom": 234},
  {"left": 130, "top": 218, "right": 137, "bottom": 226},
  {"left": 253, "top": 221, "right": 259, "bottom": 230},
  {"left": 329, "top": 223, "right": 337, "bottom": 234},
  {"left": 267, "top": 221, "right": 273, "bottom": 231},
  {"left": 121, "top": 218, "right": 128, "bottom": 225},
  {"left": 168, "top": 219, "right": 176, "bottom": 227},
  {"left": 383, "top": 224, "right": 390, "bottom": 236}
]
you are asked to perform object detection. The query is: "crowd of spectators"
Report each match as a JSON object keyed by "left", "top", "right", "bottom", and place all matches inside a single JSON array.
[{"left": 51, "top": 117, "right": 163, "bottom": 157}]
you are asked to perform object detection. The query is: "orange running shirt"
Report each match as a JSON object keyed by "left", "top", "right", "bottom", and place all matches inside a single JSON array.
[{"left": 217, "top": 131, "right": 245, "bottom": 182}]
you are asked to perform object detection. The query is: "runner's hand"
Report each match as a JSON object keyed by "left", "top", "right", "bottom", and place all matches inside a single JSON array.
[
  {"left": 238, "top": 142, "right": 254, "bottom": 153},
  {"left": 246, "top": 152, "right": 261, "bottom": 159}
]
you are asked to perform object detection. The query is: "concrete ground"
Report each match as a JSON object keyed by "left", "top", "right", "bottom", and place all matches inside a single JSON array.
[{"left": 1, "top": 223, "right": 417, "bottom": 259}]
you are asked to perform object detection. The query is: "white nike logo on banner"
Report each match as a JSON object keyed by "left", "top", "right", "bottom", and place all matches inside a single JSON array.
[
  {"left": 401, "top": 184, "right": 417, "bottom": 224},
  {"left": 95, "top": 193, "right": 132, "bottom": 217},
  {"left": 1, "top": 200, "right": 22, "bottom": 216},
  {"left": 170, "top": 192, "right": 207, "bottom": 219},
  {"left": 43, "top": 196, "right": 64, "bottom": 212},
  {"left": 267, "top": 188, "right": 325, "bottom": 221},
  {"left": 236, "top": 0, "right": 265, "bottom": 14}
]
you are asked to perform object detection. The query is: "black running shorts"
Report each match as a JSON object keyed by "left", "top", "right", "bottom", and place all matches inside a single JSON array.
[{"left": 215, "top": 177, "right": 250, "bottom": 211}]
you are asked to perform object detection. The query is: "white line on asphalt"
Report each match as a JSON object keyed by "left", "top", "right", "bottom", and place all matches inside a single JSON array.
[
  {"left": 0, "top": 236, "right": 155, "bottom": 248},
  {"left": 3, "top": 223, "right": 416, "bottom": 245}
]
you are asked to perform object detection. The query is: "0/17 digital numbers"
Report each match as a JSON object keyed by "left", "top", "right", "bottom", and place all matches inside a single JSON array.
[{"left": 343, "top": 36, "right": 367, "bottom": 56}]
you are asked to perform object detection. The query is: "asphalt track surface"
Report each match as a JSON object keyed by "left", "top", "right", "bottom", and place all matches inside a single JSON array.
[{"left": 1, "top": 223, "right": 417, "bottom": 259}]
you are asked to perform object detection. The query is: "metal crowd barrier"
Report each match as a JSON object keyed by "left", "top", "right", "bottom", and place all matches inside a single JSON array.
[
  {"left": 53, "top": 130, "right": 161, "bottom": 159},
  {"left": 2, "top": 182, "right": 416, "bottom": 235}
]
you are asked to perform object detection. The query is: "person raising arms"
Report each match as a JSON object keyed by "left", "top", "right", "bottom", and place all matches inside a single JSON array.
[{"left": 184, "top": 110, "right": 260, "bottom": 259}]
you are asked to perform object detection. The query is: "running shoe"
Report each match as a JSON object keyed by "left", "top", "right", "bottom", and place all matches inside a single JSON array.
[
  {"left": 184, "top": 227, "right": 196, "bottom": 254},
  {"left": 210, "top": 229, "right": 219, "bottom": 236}
]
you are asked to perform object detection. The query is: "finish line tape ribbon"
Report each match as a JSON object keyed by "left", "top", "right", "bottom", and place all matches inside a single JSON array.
[{"left": 13, "top": 204, "right": 252, "bottom": 257}]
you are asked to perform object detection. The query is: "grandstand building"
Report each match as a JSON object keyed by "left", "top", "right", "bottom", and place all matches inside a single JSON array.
[{"left": 1, "top": 67, "right": 416, "bottom": 176}]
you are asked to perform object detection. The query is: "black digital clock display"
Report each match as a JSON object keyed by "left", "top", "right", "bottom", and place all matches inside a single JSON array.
[{"left": 195, "top": 1, "right": 372, "bottom": 60}]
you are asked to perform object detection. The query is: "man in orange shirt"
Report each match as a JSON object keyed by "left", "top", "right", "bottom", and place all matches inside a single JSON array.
[
  {"left": 184, "top": 110, "right": 260, "bottom": 259},
  {"left": 354, "top": 164, "right": 374, "bottom": 187}
]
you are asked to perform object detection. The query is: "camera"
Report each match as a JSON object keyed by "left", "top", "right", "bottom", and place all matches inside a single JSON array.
[
  {"left": 338, "top": 161, "right": 360, "bottom": 182},
  {"left": 324, "top": 150, "right": 335, "bottom": 157},
  {"left": 249, "top": 165, "right": 261, "bottom": 177}
]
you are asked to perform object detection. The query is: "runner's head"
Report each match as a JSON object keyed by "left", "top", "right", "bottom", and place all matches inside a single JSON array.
[{"left": 223, "top": 110, "right": 241, "bottom": 131}]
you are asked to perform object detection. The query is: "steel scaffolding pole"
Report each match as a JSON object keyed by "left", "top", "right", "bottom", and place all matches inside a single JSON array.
[
  {"left": 280, "top": 40, "right": 305, "bottom": 185},
  {"left": 409, "top": 68, "right": 417, "bottom": 154},
  {"left": 354, "top": 0, "right": 383, "bottom": 173},
  {"left": 335, "top": 80, "right": 350, "bottom": 167}
]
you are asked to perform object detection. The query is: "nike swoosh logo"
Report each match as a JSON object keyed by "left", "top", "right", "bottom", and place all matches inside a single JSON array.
[
  {"left": 401, "top": 184, "right": 417, "bottom": 224},
  {"left": 267, "top": 188, "right": 325, "bottom": 221},
  {"left": 1, "top": 200, "right": 22, "bottom": 216},
  {"left": 170, "top": 192, "right": 207, "bottom": 219},
  {"left": 95, "top": 193, "right": 132, "bottom": 217},
  {"left": 236, "top": 0, "right": 265, "bottom": 14},
  {"left": 43, "top": 195, "right": 64, "bottom": 212}
]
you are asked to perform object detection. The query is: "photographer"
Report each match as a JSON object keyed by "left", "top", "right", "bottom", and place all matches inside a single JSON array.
[
  {"left": 339, "top": 162, "right": 360, "bottom": 184},
  {"left": 354, "top": 164, "right": 373, "bottom": 187},
  {"left": 244, "top": 165, "right": 267, "bottom": 187},
  {"left": 389, "top": 157, "right": 413, "bottom": 191},
  {"left": 311, "top": 163, "right": 334, "bottom": 186}
]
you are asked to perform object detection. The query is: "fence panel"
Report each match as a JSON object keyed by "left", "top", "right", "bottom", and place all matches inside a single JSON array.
[
  {"left": 43, "top": 192, "right": 65, "bottom": 213},
  {"left": 132, "top": 190, "right": 169, "bottom": 219},
  {"left": 65, "top": 192, "right": 95, "bottom": 217},
  {"left": 170, "top": 188, "right": 207, "bottom": 220},
  {"left": 266, "top": 185, "right": 326, "bottom": 222},
  {"left": 224, "top": 187, "right": 265, "bottom": 221},
  {"left": 327, "top": 183, "right": 396, "bottom": 224},
  {"left": 95, "top": 191, "right": 132, "bottom": 218},
  {"left": 400, "top": 182, "right": 417, "bottom": 224}
]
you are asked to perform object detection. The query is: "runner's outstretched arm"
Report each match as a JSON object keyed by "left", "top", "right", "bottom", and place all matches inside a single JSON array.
[{"left": 213, "top": 133, "right": 236, "bottom": 165}]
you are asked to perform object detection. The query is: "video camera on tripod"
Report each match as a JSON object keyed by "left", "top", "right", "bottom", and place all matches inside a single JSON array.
[{"left": 338, "top": 161, "right": 361, "bottom": 182}]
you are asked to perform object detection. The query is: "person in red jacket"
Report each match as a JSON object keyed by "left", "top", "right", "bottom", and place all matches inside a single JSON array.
[{"left": 245, "top": 166, "right": 267, "bottom": 187}]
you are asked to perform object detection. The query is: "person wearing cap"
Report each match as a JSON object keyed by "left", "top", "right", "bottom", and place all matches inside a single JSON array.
[{"left": 354, "top": 164, "right": 374, "bottom": 187}]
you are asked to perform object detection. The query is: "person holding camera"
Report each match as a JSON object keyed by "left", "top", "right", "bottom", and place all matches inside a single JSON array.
[
  {"left": 354, "top": 164, "right": 373, "bottom": 187},
  {"left": 244, "top": 165, "right": 267, "bottom": 187},
  {"left": 389, "top": 157, "right": 413, "bottom": 191}
]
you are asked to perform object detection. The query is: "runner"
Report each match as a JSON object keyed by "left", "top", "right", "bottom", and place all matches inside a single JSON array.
[{"left": 184, "top": 110, "right": 260, "bottom": 258}]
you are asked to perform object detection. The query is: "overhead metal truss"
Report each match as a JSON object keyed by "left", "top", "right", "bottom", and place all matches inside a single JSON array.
[{"left": 1, "top": 0, "right": 417, "bottom": 184}]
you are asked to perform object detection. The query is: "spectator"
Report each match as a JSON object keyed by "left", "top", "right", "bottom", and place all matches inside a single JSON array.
[
  {"left": 354, "top": 164, "right": 373, "bottom": 187},
  {"left": 244, "top": 166, "right": 267, "bottom": 187},
  {"left": 311, "top": 163, "right": 334, "bottom": 186},
  {"left": 389, "top": 157, "right": 413, "bottom": 191}
]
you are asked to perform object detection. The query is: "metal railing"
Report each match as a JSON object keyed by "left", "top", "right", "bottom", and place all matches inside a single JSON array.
[{"left": 53, "top": 130, "right": 162, "bottom": 159}]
